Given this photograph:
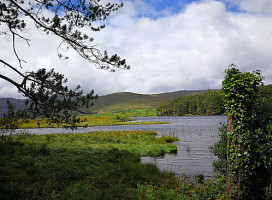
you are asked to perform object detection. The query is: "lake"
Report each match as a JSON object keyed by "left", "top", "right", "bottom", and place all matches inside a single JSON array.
[{"left": 25, "top": 115, "right": 227, "bottom": 178}]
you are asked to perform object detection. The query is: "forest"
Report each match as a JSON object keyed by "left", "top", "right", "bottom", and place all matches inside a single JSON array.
[
  {"left": 157, "top": 84, "right": 272, "bottom": 116},
  {"left": 157, "top": 89, "right": 224, "bottom": 116}
]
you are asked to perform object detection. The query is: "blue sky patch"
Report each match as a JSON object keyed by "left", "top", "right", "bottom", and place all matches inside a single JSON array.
[
  {"left": 123, "top": 0, "right": 243, "bottom": 19},
  {"left": 141, "top": 0, "right": 199, "bottom": 13}
]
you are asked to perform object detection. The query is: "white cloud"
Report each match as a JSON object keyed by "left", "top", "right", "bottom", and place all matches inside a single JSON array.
[{"left": 1, "top": 0, "right": 272, "bottom": 98}]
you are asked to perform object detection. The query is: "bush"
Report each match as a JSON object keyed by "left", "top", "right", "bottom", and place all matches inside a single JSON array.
[{"left": 111, "top": 115, "right": 130, "bottom": 122}]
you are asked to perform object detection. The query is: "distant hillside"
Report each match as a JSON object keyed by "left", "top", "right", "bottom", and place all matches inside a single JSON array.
[
  {"left": 0, "top": 98, "right": 26, "bottom": 116},
  {"left": 0, "top": 90, "right": 209, "bottom": 115},
  {"left": 90, "top": 90, "right": 208, "bottom": 113},
  {"left": 1, "top": 85, "right": 271, "bottom": 116}
]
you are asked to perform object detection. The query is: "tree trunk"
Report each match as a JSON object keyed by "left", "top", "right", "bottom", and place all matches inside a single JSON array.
[
  {"left": 227, "top": 115, "right": 242, "bottom": 199},
  {"left": 226, "top": 115, "right": 233, "bottom": 197}
]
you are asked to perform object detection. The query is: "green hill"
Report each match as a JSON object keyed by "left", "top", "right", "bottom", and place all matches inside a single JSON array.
[{"left": 90, "top": 90, "right": 208, "bottom": 113}]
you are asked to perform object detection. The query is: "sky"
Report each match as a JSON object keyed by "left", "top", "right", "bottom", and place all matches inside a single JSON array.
[{"left": 1, "top": 0, "right": 272, "bottom": 98}]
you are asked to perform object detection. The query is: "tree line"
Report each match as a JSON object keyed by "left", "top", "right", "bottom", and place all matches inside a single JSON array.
[{"left": 157, "top": 90, "right": 225, "bottom": 116}]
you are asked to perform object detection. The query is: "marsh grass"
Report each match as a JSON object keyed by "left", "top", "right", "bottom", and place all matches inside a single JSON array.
[
  {"left": 17, "top": 116, "right": 167, "bottom": 129},
  {"left": 0, "top": 131, "right": 176, "bottom": 199},
  {"left": 132, "top": 172, "right": 228, "bottom": 200},
  {"left": 0, "top": 131, "right": 227, "bottom": 199},
  {"left": 86, "top": 108, "right": 157, "bottom": 118}
]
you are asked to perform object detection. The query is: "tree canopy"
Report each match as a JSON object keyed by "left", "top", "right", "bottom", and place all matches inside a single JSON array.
[
  {"left": 157, "top": 90, "right": 224, "bottom": 116},
  {"left": 0, "top": 0, "right": 130, "bottom": 126}
]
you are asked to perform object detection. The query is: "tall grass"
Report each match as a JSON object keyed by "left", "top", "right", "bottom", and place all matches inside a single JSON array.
[
  {"left": 0, "top": 131, "right": 227, "bottom": 199},
  {"left": 86, "top": 108, "right": 157, "bottom": 118},
  {"left": 17, "top": 115, "right": 167, "bottom": 129},
  {"left": 0, "top": 131, "right": 176, "bottom": 199}
]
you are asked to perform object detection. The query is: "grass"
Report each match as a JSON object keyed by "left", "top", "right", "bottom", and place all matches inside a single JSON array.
[
  {"left": 88, "top": 108, "right": 157, "bottom": 118},
  {"left": 11, "top": 131, "right": 179, "bottom": 157},
  {"left": 17, "top": 115, "right": 167, "bottom": 129},
  {"left": 0, "top": 131, "right": 227, "bottom": 200}
]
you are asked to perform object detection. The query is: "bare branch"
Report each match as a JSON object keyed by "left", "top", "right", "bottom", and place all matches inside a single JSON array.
[
  {"left": 12, "top": 33, "right": 27, "bottom": 68},
  {"left": 0, "top": 59, "right": 25, "bottom": 77}
]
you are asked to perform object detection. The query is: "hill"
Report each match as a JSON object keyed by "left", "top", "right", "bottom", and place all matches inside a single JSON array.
[
  {"left": 90, "top": 90, "right": 208, "bottom": 113},
  {"left": 0, "top": 90, "right": 208, "bottom": 115}
]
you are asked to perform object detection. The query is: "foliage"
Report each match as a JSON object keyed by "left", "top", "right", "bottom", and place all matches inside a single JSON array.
[
  {"left": 111, "top": 115, "right": 130, "bottom": 122},
  {"left": 222, "top": 65, "right": 263, "bottom": 130},
  {"left": 0, "top": 100, "right": 27, "bottom": 142},
  {"left": 133, "top": 173, "right": 228, "bottom": 200},
  {"left": 213, "top": 64, "right": 272, "bottom": 199},
  {"left": 0, "top": 0, "right": 129, "bottom": 128},
  {"left": 213, "top": 84, "right": 272, "bottom": 178},
  {"left": 212, "top": 123, "right": 228, "bottom": 176},
  {"left": 0, "top": 100, "right": 21, "bottom": 130},
  {"left": 213, "top": 123, "right": 272, "bottom": 199},
  {"left": 252, "top": 84, "right": 272, "bottom": 130},
  {"left": 0, "top": 131, "right": 228, "bottom": 199},
  {"left": 157, "top": 90, "right": 224, "bottom": 116},
  {"left": 25, "top": 69, "right": 98, "bottom": 127}
]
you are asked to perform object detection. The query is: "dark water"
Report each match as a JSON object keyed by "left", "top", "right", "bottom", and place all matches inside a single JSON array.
[{"left": 24, "top": 115, "right": 227, "bottom": 178}]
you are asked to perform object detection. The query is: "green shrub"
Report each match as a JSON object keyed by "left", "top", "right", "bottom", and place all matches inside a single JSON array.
[{"left": 111, "top": 115, "right": 130, "bottom": 122}]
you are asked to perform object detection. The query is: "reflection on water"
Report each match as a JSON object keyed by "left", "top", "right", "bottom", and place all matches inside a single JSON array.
[{"left": 26, "top": 115, "right": 227, "bottom": 178}]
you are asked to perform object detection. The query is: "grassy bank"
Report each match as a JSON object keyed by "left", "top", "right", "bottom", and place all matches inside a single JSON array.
[
  {"left": 0, "top": 131, "right": 227, "bottom": 199},
  {"left": 17, "top": 115, "right": 167, "bottom": 129}
]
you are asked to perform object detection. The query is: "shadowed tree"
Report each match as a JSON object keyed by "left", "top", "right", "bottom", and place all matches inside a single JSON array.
[{"left": 0, "top": 0, "right": 130, "bottom": 127}]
